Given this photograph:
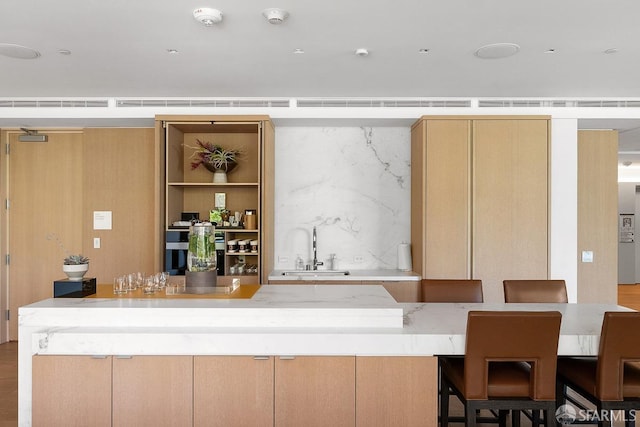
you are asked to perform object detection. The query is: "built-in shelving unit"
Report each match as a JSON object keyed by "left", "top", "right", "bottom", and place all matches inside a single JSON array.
[{"left": 158, "top": 115, "right": 274, "bottom": 284}]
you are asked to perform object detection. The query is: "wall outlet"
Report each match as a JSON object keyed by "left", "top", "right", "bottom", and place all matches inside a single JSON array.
[
  {"left": 354, "top": 255, "right": 364, "bottom": 263},
  {"left": 278, "top": 256, "right": 289, "bottom": 264}
]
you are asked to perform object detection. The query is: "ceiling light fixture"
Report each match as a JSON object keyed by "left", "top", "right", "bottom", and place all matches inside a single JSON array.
[
  {"left": 193, "top": 8, "right": 223, "bottom": 26},
  {"left": 167, "top": 49, "right": 179, "bottom": 54},
  {"left": 623, "top": 161, "right": 633, "bottom": 167},
  {"left": 57, "top": 49, "right": 72, "bottom": 56},
  {"left": 604, "top": 48, "right": 619, "bottom": 54},
  {"left": 0, "top": 43, "right": 40, "bottom": 59},
  {"left": 293, "top": 48, "right": 305, "bottom": 54},
  {"left": 474, "top": 43, "right": 520, "bottom": 59},
  {"left": 544, "top": 48, "right": 556, "bottom": 54},
  {"left": 262, "top": 8, "right": 289, "bottom": 24},
  {"left": 418, "top": 48, "right": 430, "bottom": 54},
  {"left": 354, "top": 48, "right": 369, "bottom": 57}
]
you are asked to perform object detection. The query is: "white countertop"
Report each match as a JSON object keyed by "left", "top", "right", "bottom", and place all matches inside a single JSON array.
[
  {"left": 268, "top": 269, "right": 420, "bottom": 281},
  {"left": 18, "top": 284, "right": 631, "bottom": 426}
]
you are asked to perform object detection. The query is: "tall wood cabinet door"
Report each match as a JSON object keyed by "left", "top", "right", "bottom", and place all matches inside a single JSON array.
[
  {"left": 32, "top": 355, "right": 112, "bottom": 427},
  {"left": 578, "top": 130, "right": 618, "bottom": 303},
  {"left": 472, "top": 119, "right": 549, "bottom": 302},
  {"left": 275, "top": 356, "right": 355, "bottom": 427},
  {"left": 424, "top": 120, "right": 472, "bottom": 279},
  {"left": 355, "top": 356, "right": 437, "bottom": 427},
  {"left": 194, "top": 356, "right": 274, "bottom": 427},
  {"left": 112, "top": 356, "right": 192, "bottom": 427}
]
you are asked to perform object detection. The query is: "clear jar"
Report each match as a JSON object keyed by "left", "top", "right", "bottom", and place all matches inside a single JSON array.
[{"left": 187, "top": 222, "right": 217, "bottom": 272}]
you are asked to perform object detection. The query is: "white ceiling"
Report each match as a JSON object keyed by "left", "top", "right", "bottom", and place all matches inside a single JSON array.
[
  {"left": 3, "top": 0, "right": 640, "bottom": 148},
  {"left": 2, "top": 0, "right": 640, "bottom": 98}
]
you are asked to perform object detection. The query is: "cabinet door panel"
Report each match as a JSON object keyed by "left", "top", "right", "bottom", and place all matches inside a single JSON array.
[
  {"left": 472, "top": 119, "right": 549, "bottom": 301},
  {"left": 194, "top": 356, "right": 274, "bottom": 427},
  {"left": 424, "top": 120, "right": 472, "bottom": 278},
  {"left": 32, "top": 355, "right": 112, "bottom": 427},
  {"left": 356, "top": 356, "right": 437, "bottom": 427},
  {"left": 112, "top": 356, "right": 192, "bottom": 427},
  {"left": 275, "top": 356, "right": 355, "bottom": 427}
]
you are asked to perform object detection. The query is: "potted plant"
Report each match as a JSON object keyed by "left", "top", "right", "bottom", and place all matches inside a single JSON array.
[
  {"left": 188, "top": 139, "right": 242, "bottom": 183},
  {"left": 47, "top": 233, "right": 90, "bottom": 281},
  {"left": 62, "top": 255, "right": 90, "bottom": 281}
]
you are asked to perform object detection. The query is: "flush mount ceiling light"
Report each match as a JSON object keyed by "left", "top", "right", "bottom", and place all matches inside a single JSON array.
[
  {"left": 0, "top": 43, "right": 40, "bottom": 59},
  {"left": 474, "top": 43, "right": 520, "bottom": 59},
  {"left": 262, "top": 8, "right": 289, "bottom": 24},
  {"left": 604, "top": 48, "right": 619, "bottom": 54},
  {"left": 193, "top": 8, "right": 223, "bottom": 26},
  {"left": 354, "top": 48, "right": 369, "bottom": 57}
]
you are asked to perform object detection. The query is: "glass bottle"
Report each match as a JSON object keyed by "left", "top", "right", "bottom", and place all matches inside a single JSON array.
[{"left": 187, "top": 222, "right": 217, "bottom": 272}]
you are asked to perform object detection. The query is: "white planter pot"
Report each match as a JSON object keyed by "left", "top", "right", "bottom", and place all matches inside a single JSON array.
[{"left": 62, "top": 264, "right": 89, "bottom": 281}]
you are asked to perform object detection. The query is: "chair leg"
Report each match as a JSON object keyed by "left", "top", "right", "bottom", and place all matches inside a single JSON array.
[
  {"left": 625, "top": 409, "right": 635, "bottom": 427},
  {"left": 511, "top": 410, "right": 521, "bottom": 427},
  {"left": 440, "top": 374, "right": 450, "bottom": 426},
  {"left": 466, "top": 401, "right": 478, "bottom": 427}
]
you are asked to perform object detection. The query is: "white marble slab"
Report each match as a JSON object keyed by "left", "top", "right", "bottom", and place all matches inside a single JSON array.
[
  {"left": 268, "top": 269, "right": 420, "bottom": 281},
  {"left": 17, "top": 284, "right": 633, "bottom": 426}
]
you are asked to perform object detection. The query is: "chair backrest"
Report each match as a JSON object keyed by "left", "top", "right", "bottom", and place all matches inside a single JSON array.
[
  {"left": 503, "top": 280, "right": 568, "bottom": 303},
  {"left": 464, "top": 311, "right": 562, "bottom": 400},
  {"left": 596, "top": 311, "right": 640, "bottom": 400},
  {"left": 421, "top": 279, "right": 484, "bottom": 303}
]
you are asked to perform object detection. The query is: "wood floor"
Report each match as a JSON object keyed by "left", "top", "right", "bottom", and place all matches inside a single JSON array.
[{"left": 1, "top": 285, "right": 639, "bottom": 426}]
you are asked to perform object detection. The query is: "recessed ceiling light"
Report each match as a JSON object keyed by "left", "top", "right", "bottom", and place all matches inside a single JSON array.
[
  {"left": 623, "top": 161, "right": 633, "bottom": 167},
  {"left": 293, "top": 48, "right": 304, "bottom": 54},
  {"left": 0, "top": 43, "right": 40, "bottom": 59},
  {"left": 167, "top": 49, "right": 179, "bottom": 54},
  {"left": 604, "top": 48, "right": 619, "bottom": 54},
  {"left": 474, "top": 43, "right": 520, "bottom": 59},
  {"left": 544, "top": 48, "right": 556, "bottom": 54},
  {"left": 354, "top": 48, "right": 369, "bottom": 57},
  {"left": 193, "top": 8, "right": 223, "bottom": 26},
  {"left": 418, "top": 48, "right": 430, "bottom": 54},
  {"left": 57, "top": 49, "right": 72, "bottom": 56}
]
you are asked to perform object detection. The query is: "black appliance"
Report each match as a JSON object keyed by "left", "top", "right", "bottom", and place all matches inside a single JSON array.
[{"left": 165, "top": 230, "right": 225, "bottom": 276}]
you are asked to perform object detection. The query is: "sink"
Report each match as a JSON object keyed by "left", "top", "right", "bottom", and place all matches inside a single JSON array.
[{"left": 282, "top": 270, "right": 350, "bottom": 276}]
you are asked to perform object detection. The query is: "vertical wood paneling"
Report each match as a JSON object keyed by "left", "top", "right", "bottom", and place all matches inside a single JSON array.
[
  {"left": 424, "top": 120, "right": 471, "bottom": 278},
  {"left": 472, "top": 120, "right": 549, "bottom": 302},
  {"left": 410, "top": 120, "right": 427, "bottom": 278},
  {"left": 82, "top": 128, "right": 156, "bottom": 282},
  {"left": 578, "top": 130, "right": 618, "bottom": 303}
]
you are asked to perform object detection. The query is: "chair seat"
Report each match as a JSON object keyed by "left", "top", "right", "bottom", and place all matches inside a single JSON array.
[
  {"left": 441, "top": 357, "right": 533, "bottom": 398},
  {"left": 558, "top": 358, "right": 640, "bottom": 399}
]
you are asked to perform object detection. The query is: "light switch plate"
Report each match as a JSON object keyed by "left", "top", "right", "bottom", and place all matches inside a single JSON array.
[
  {"left": 93, "top": 237, "right": 101, "bottom": 249},
  {"left": 582, "top": 250, "right": 593, "bottom": 263}
]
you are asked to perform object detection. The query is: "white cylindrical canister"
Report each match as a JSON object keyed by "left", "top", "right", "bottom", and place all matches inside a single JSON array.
[{"left": 397, "top": 243, "right": 413, "bottom": 272}]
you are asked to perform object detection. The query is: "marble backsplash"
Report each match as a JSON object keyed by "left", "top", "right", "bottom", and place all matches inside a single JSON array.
[{"left": 274, "top": 126, "right": 411, "bottom": 271}]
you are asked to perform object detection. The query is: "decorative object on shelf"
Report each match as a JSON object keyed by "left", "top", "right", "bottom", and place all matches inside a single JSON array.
[
  {"left": 47, "top": 233, "right": 90, "bottom": 281},
  {"left": 188, "top": 139, "right": 242, "bottom": 183},
  {"left": 62, "top": 254, "right": 90, "bottom": 281}
]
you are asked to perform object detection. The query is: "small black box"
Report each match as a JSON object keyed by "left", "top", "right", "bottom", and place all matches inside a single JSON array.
[{"left": 53, "top": 277, "right": 97, "bottom": 298}]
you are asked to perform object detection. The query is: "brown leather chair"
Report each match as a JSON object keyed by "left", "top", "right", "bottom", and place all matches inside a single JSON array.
[
  {"left": 503, "top": 280, "right": 568, "bottom": 303},
  {"left": 440, "top": 311, "right": 562, "bottom": 427},
  {"left": 556, "top": 312, "right": 640, "bottom": 426},
  {"left": 421, "top": 279, "right": 484, "bottom": 303}
]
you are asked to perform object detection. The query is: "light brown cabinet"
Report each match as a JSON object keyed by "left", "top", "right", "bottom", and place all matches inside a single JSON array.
[
  {"left": 33, "top": 354, "right": 436, "bottom": 426},
  {"left": 356, "top": 357, "right": 437, "bottom": 427},
  {"left": 157, "top": 115, "right": 275, "bottom": 283},
  {"left": 112, "top": 356, "right": 193, "bottom": 427},
  {"left": 275, "top": 356, "right": 356, "bottom": 427},
  {"left": 32, "top": 355, "right": 112, "bottom": 427},
  {"left": 411, "top": 116, "right": 550, "bottom": 302}
]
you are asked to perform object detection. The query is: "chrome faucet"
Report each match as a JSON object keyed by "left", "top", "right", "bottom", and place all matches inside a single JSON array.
[{"left": 312, "top": 226, "right": 323, "bottom": 270}]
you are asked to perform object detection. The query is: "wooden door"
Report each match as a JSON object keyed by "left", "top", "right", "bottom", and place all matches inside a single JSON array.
[
  {"left": 194, "top": 356, "right": 274, "bottom": 427},
  {"left": 472, "top": 119, "right": 549, "bottom": 302},
  {"left": 355, "top": 356, "right": 437, "bottom": 427},
  {"left": 275, "top": 356, "right": 355, "bottom": 427},
  {"left": 8, "top": 131, "right": 83, "bottom": 340},
  {"left": 112, "top": 355, "right": 193, "bottom": 427},
  {"left": 578, "top": 130, "right": 618, "bottom": 303},
  {"left": 32, "top": 355, "right": 112, "bottom": 427}
]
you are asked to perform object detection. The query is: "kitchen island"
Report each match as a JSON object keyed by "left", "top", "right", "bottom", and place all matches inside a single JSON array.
[{"left": 19, "top": 284, "right": 629, "bottom": 427}]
